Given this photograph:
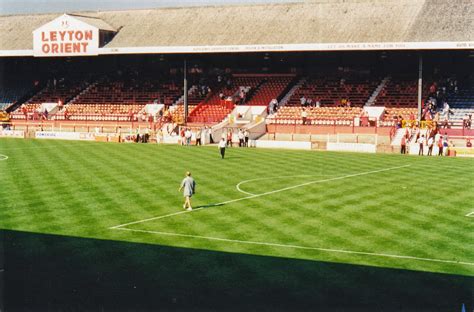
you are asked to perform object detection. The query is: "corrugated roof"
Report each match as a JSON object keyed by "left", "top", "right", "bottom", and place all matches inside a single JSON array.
[
  {"left": 70, "top": 14, "right": 116, "bottom": 32},
  {"left": 0, "top": 0, "right": 472, "bottom": 52}
]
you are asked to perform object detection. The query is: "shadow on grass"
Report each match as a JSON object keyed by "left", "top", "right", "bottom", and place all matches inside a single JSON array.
[
  {"left": 193, "top": 203, "right": 225, "bottom": 209},
  {"left": 2, "top": 229, "right": 472, "bottom": 311}
]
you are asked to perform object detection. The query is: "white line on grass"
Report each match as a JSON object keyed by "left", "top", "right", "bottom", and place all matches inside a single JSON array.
[
  {"left": 114, "top": 227, "right": 474, "bottom": 266},
  {"left": 236, "top": 174, "right": 324, "bottom": 196},
  {"left": 0, "top": 154, "right": 8, "bottom": 161},
  {"left": 465, "top": 211, "right": 474, "bottom": 217},
  {"left": 110, "top": 164, "right": 411, "bottom": 229}
]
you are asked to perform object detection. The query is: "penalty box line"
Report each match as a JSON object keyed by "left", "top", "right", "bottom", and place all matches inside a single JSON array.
[
  {"left": 110, "top": 164, "right": 411, "bottom": 229},
  {"left": 114, "top": 227, "right": 474, "bottom": 267}
]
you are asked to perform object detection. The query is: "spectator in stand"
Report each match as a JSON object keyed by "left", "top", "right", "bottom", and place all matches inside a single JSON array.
[
  {"left": 442, "top": 101, "right": 452, "bottom": 117},
  {"left": 340, "top": 98, "right": 347, "bottom": 108},
  {"left": 409, "top": 112, "right": 416, "bottom": 126},
  {"left": 315, "top": 97, "right": 321, "bottom": 108},
  {"left": 269, "top": 98, "right": 278, "bottom": 114},
  {"left": 429, "top": 82, "right": 437, "bottom": 97},
  {"left": 21, "top": 105, "right": 27, "bottom": 119},
  {"left": 463, "top": 114, "right": 471, "bottom": 129},
  {"left": 301, "top": 108, "right": 308, "bottom": 125},
  {"left": 466, "top": 139, "right": 472, "bottom": 148},
  {"left": 300, "top": 96, "right": 307, "bottom": 106},
  {"left": 418, "top": 134, "right": 425, "bottom": 156},
  {"left": 239, "top": 88, "right": 246, "bottom": 105},
  {"left": 306, "top": 98, "right": 313, "bottom": 106},
  {"left": 442, "top": 116, "right": 450, "bottom": 129}
]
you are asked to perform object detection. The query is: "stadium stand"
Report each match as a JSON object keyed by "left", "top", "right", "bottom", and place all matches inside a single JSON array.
[
  {"left": 268, "top": 106, "right": 362, "bottom": 125},
  {"left": 287, "top": 75, "right": 379, "bottom": 107},
  {"left": 0, "top": 82, "right": 34, "bottom": 111},
  {"left": 57, "top": 77, "right": 182, "bottom": 121},
  {"left": 446, "top": 88, "right": 474, "bottom": 129},
  {"left": 188, "top": 75, "right": 262, "bottom": 123},
  {"left": 11, "top": 79, "right": 90, "bottom": 119},
  {"left": 372, "top": 76, "right": 428, "bottom": 108},
  {"left": 244, "top": 76, "right": 295, "bottom": 106}
]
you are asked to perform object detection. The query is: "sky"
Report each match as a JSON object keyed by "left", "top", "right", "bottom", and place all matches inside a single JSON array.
[{"left": 0, "top": 0, "right": 301, "bottom": 15}]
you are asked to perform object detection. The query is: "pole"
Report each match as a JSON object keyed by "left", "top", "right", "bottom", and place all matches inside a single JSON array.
[
  {"left": 183, "top": 59, "right": 188, "bottom": 125},
  {"left": 417, "top": 54, "right": 423, "bottom": 120}
]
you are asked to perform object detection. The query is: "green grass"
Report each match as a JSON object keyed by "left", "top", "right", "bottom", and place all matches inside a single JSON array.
[{"left": 0, "top": 138, "right": 473, "bottom": 310}]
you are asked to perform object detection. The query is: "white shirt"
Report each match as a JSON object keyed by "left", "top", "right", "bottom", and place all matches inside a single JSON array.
[{"left": 219, "top": 140, "right": 226, "bottom": 148}]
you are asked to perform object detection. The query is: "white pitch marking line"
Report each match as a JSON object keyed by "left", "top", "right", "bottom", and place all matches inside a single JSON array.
[
  {"left": 236, "top": 174, "right": 324, "bottom": 196},
  {"left": 0, "top": 154, "right": 8, "bottom": 161},
  {"left": 465, "top": 211, "right": 474, "bottom": 217},
  {"left": 114, "top": 227, "right": 474, "bottom": 266},
  {"left": 110, "top": 164, "right": 411, "bottom": 229}
]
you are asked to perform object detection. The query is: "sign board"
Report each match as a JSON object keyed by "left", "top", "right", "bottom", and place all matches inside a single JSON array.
[
  {"left": 33, "top": 14, "right": 99, "bottom": 57},
  {"left": 0, "top": 130, "right": 24, "bottom": 138},
  {"left": 327, "top": 142, "right": 376, "bottom": 153},
  {"left": 35, "top": 131, "right": 95, "bottom": 140},
  {"left": 255, "top": 140, "right": 312, "bottom": 150}
]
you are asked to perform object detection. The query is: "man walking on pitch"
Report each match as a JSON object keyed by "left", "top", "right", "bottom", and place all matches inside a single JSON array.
[
  {"left": 179, "top": 172, "right": 196, "bottom": 211},
  {"left": 219, "top": 137, "right": 227, "bottom": 159}
]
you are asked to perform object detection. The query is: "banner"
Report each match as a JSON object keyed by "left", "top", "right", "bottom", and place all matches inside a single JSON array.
[
  {"left": 35, "top": 131, "right": 95, "bottom": 141},
  {"left": 0, "top": 130, "right": 24, "bottom": 138},
  {"left": 33, "top": 14, "right": 99, "bottom": 57}
]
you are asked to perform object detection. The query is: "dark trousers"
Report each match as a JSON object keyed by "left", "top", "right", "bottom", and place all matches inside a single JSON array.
[
  {"left": 438, "top": 147, "right": 443, "bottom": 156},
  {"left": 419, "top": 144, "right": 423, "bottom": 155},
  {"left": 400, "top": 145, "right": 406, "bottom": 154},
  {"left": 427, "top": 145, "right": 433, "bottom": 156},
  {"left": 196, "top": 138, "right": 201, "bottom": 146},
  {"left": 245, "top": 137, "right": 249, "bottom": 147},
  {"left": 220, "top": 147, "right": 225, "bottom": 159}
]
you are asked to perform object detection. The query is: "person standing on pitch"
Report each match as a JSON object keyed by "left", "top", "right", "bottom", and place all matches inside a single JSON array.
[
  {"left": 179, "top": 172, "right": 196, "bottom": 211},
  {"left": 219, "top": 137, "right": 227, "bottom": 159}
]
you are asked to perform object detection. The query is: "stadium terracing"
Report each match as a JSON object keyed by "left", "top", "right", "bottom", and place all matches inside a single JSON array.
[{"left": 0, "top": 0, "right": 473, "bottom": 151}]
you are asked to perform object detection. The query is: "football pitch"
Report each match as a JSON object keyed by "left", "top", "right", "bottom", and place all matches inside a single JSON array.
[{"left": 0, "top": 138, "right": 473, "bottom": 310}]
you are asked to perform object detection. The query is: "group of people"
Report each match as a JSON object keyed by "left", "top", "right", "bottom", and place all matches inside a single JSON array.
[
  {"left": 268, "top": 98, "right": 279, "bottom": 114},
  {"left": 400, "top": 126, "right": 452, "bottom": 156},
  {"left": 299, "top": 96, "right": 321, "bottom": 108},
  {"left": 221, "top": 128, "right": 250, "bottom": 148}
]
